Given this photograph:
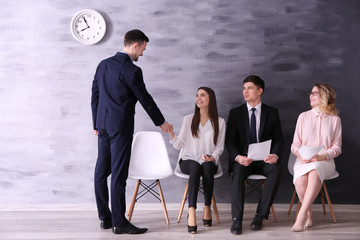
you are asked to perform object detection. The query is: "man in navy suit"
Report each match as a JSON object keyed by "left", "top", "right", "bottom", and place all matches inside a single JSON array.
[
  {"left": 91, "top": 29, "right": 171, "bottom": 234},
  {"left": 226, "top": 75, "right": 283, "bottom": 235}
]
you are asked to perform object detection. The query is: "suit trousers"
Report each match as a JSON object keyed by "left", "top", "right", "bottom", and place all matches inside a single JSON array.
[
  {"left": 231, "top": 161, "right": 281, "bottom": 221},
  {"left": 179, "top": 159, "right": 218, "bottom": 209},
  {"left": 94, "top": 129, "right": 133, "bottom": 227}
]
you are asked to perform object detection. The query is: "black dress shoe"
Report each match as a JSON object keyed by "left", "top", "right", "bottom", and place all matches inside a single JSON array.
[
  {"left": 112, "top": 222, "right": 148, "bottom": 234},
  {"left": 100, "top": 219, "right": 112, "bottom": 229},
  {"left": 230, "top": 218, "right": 242, "bottom": 235},
  {"left": 250, "top": 215, "right": 263, "bottom": 230}
]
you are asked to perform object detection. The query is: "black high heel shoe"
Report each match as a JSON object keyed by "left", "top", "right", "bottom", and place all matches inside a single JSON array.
[
  {"left": 187, "top": 214, "right": 197, "bottom": 234},
  {"left": 203, "top": 219, "right": 212, "bottom": 227},
  {"left": 203, "top": 206, "right": 212, "bottom": 227}
]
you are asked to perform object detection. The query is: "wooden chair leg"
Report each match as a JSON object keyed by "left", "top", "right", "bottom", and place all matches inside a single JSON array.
[
  {"left": 127, "top": 179, "right": 140, "bottom": 222},
  {"left": 211, "top": 194, "right": 220, "bottom": 223},
  {"left": 320, "top": 187, "right": 327, "bottom": 215},
  {"left": 270, "top": 205, "right": 277, "bottom": 222},
  {"left": 323, "top": 182, "right": 336, "bottom": 223},
  {"left": 157, "top": 180, "right": 170, "bottom": 224},
  {"left": 288, "top": 190, "right": 297, "bottom": 215},
  {"left": 177, "top": 180, "right": 189, "bottom": 223}
]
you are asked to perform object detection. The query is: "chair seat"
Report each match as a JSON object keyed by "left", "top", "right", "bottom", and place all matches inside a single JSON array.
[
  {"left": 247, "top": 174, "right": 268, "bottom": 180},
  {"left": 129, "top": 172, "right": 173, "bottom": 180}
]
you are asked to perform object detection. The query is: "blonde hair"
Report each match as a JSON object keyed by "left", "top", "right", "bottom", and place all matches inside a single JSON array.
[{"left": 314, "top": 83, "right": 338, "bottom": 116}]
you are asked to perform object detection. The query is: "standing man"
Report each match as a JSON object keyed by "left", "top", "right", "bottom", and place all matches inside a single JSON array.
[
  {"left": 91, "top": 29, "right": 171, "bottom": 235},
  {"left": 226, "top": 75, "right": 283, "bottom": 235}
]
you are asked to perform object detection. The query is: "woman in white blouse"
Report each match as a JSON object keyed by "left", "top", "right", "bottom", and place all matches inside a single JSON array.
[{"left": 168, "top": 87, "right": 226, "bottom": 234}]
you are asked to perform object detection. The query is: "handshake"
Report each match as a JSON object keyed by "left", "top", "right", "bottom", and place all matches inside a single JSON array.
[
  {"left": 160, "top": 121, "right": 175, "bottom": 140},
  {"left": 160, "top": 121, "right": 172, "bottom": 133}
]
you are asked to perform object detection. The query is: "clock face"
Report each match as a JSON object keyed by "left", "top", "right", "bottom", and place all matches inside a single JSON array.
[{"left": 70, "top": 9, "right": 106, "bottom": 45}]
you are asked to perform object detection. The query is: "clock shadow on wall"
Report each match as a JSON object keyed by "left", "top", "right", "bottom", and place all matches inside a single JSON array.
[{"left": 70, "top": 9, "right": 112, "bottom": 45}]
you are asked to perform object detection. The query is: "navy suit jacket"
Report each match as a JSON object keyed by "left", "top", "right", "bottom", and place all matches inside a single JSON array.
[
  {"left": 225, "top": 103, "right": 283, "bottom": 173},
  {"left": 91, "top": 52, "right": 165, "bottom": 134}
]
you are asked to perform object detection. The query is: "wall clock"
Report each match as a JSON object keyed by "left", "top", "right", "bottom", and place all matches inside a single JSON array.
[{"left": 70, "top": 9, "right": 106, "bottom": 45}]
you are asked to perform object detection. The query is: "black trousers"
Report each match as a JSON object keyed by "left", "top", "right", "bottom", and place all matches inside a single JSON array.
[
  {"left": 94, "top": 129, "right": 133, "bottom": 227},
  {"left": 231, "top": 161, "right": 281, "bottom": 221},
  {"left": 179, "top": 159, "right": 218, "bottom": 209}
]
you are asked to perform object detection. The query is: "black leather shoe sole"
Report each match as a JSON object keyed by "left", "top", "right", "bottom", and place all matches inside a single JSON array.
[{"left": 112, "top": 226, "right": 148, "bottom": 234}]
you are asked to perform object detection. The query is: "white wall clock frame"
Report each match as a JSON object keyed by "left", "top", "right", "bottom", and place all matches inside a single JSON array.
[{"left": 70, "top": 9, "right": 106, "bottom": 45}]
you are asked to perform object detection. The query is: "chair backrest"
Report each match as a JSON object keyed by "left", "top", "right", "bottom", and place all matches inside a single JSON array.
[
  {"left": 128, "top": 131, "right": 173, "bottom": 180},
  {"left": 288, "top": 153, "right": 297, "bottom": 176},
  {"left": 174, "top": 149, "right": 223, "bottom": 179}
]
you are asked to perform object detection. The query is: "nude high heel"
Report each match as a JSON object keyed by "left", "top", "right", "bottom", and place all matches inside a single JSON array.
[{"left": 291, "top": 225, "right": 305, "bottom": 232}]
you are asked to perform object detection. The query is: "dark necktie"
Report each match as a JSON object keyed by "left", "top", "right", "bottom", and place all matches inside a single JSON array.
[{"left": 250, "top": 108, "right": 257, "bottom": 144}]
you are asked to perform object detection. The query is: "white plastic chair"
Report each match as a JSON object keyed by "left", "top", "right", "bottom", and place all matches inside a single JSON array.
[
  {"left": 246, "top": 174, "right": 278, "bottom": 221},
  {"left": 287, "top": 153, "right": 338, "bottom": 223},
  {"left": 174, "top": 150, "right": 223, "bottom": 223},
  {"left": 127, "top": 131, "right": 173, "bottom": 224}
]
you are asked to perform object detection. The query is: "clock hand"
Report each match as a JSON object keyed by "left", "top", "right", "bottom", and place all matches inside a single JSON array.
[
  {"left": 82, "top": 16, "right": 90, "bottom": 28},
  {"left": 80, "top": 26, "right": 90, "bottom": 31}
]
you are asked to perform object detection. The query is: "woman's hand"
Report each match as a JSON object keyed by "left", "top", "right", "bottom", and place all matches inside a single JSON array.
[
  {"left": 202, "top": 154, "right": 215, "bottom": 162},
  {"left": 310, "top": 154, "right": 327, "bottom": 162},
  {"left": 295, "top": 151, "right": 311, "bottom": 164},
  {"left": 168, "top": 124, "right": 175, "bottom": 140},
  {"left": 299, "top": 157, "right": 311, "bottom": 164}
]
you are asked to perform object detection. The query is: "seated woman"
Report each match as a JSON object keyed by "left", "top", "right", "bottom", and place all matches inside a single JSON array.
[
  {"left": 168, "top": 87, "right": 225, "bottom": 234},
  {"left": 291, "top": 83, "right": 342, "bottom": 232}
]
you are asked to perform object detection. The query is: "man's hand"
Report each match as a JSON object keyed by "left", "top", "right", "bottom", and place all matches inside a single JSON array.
[
  {"left": 236, "top": 155, "right": 253, "bottom": 166},
  {"left": 160, "top": 121, "right": 171, "bottom": 133},
  {"left": 94, "top": 130, "right": 98, "bottom": 136},
  {"left": 264, "top": 154, "right": 278, "bottom": 164}
]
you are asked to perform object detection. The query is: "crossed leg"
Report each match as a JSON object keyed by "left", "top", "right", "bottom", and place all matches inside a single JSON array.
[{"left": 293, "top": 170, "right": 322, "bottom": 229}]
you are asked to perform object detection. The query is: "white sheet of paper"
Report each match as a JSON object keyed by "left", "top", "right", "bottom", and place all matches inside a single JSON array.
[
  {"left": 247, "top": 140, "right": 272, "bottom": 161},
  {"left": 298, "top": 145, "right": 324, "bottom": 159}
]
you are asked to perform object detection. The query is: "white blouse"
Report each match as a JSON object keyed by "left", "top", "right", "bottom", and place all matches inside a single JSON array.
[{"left": 169, "top": 114, "right": 226, "bottom": 165}]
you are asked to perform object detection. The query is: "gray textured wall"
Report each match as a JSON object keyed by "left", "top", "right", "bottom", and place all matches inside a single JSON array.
[{"left": 0, "top": 0, "right": 359, "bottom": 205}]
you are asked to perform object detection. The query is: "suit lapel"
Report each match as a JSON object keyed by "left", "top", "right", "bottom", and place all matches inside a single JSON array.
[{"left": 259, "top": 104, "right": 268, "bottom": 141}]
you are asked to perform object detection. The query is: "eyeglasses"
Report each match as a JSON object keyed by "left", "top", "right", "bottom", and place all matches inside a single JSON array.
[{"left": 309, "top": 91, "right": 319, "bottom": 96}]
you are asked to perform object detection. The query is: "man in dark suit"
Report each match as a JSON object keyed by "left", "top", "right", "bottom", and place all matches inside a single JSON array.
[
  {"left": 91, "top": 29, "right": 171, "bottom": 235},
  {"left": 226, "top": 75, "right": 283, "bottom": 235}
]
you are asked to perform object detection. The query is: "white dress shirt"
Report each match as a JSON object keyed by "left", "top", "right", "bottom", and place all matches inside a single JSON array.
[{"left": 170, "top": 114, "right": 226, "bottom": 165}]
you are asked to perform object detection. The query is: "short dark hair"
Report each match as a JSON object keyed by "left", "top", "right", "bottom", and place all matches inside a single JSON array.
[
  {"left": 124, "top": 29, "right": 149, "bottom": 47},
  {"left": 243, "top": 75, "right": 265, "bottom": 92}
]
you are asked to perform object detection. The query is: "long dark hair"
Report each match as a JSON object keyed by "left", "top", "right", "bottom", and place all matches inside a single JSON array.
[{"left": 191, "top": 87, "right": 219, "bottom": 145}]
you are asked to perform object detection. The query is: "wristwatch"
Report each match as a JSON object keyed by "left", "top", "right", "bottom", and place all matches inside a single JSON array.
[{"left": 326, "top": 154, "right": 330, "bottom": 160}]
